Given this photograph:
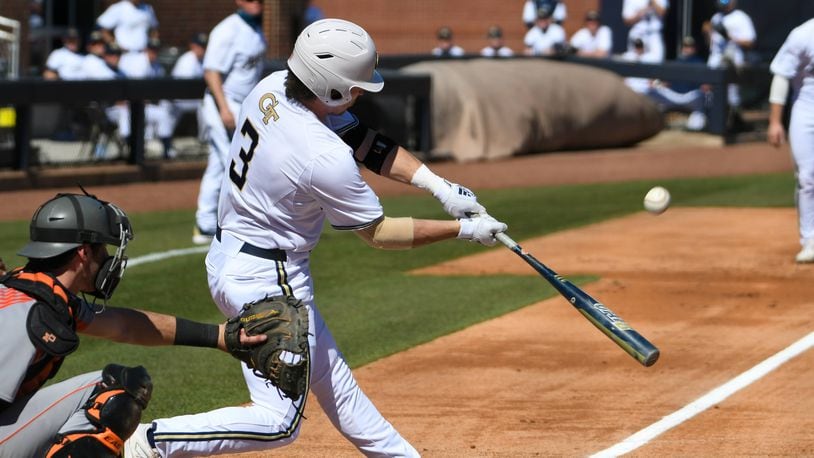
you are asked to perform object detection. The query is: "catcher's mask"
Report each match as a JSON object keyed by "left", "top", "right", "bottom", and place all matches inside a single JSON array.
[
  {"left": 18, "top": 193, "right": 133, "bottom": 300},
  {"left": 287, "top": 18, "right": 383, "bottom": 107}
]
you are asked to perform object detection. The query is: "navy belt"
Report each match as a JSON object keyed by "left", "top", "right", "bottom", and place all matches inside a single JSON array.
[{"left": 216, "top": 227, "right": 287, "bottom": 262}]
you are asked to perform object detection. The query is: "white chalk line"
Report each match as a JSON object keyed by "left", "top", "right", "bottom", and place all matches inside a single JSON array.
[
  {"left": 127, "top": 246, "right": 209, "bottom": 267},
  {"left": 591, "top": 330, "right": 814, "bottom": 457}
]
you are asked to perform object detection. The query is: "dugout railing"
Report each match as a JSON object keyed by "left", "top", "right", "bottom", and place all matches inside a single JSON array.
[
  {"left": 1, "top": 55, "right": 765, "bottom": 173},
  {"left": 0, "top": 69, "right": 431, "bottom": 172}
]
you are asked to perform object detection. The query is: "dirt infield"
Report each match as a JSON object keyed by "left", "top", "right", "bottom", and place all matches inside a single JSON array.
[{"left": 2, "top": 138, "right": 812, "bottom": 456}]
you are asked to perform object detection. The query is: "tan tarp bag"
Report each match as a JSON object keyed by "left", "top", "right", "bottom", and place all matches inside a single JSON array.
[{"left": 403, "top": 59, "right": 664, "bottom": 161}]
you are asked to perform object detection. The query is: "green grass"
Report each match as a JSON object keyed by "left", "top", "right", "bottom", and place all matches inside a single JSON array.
[{"left": 0, "top": 173, "right": 795, "bottom": 419}]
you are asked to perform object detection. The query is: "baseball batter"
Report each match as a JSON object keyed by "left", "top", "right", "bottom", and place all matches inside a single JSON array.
[
  {"left": 126, "top": 18, "right": 507, "bottom": 457},
  {"left": 193, "top": 0, "right": 266, "bottom": 244},
  {"left": 768, "top": 18, "right": 814, "bottom": 263}
]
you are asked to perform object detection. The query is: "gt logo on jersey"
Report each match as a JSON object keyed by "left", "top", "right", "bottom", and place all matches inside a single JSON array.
[{"left": 260, "top": 93, "right": 279, "bottom": 125}]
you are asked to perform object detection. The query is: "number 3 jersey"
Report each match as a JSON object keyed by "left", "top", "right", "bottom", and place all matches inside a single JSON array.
[{"left": 217, "top": 70, "right": 384, "bottom": 253}]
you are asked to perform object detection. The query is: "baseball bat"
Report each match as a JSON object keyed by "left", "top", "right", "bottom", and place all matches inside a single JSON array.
[{"left": 495, "top": 232, "right": 660, "bottom": 367}]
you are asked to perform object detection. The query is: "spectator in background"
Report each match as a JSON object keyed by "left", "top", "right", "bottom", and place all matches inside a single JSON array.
[
  {"left": 623, "top": 0, "right": 668, "bottom": 63},
  {"left": 703, "top": 0, "right": 755, "bottom": 114},
  {"left": 82, "top": 42, "right": 129, "bottom": 160},
  {"left": 624, "top": 38, "right": 708, "bottom": 131},
  {"left": 96, "top": 0, "right": 159, "bottom": 78},
  {"left": 144, "top": 38, "right": 176, "bottom": 159},
  {"left": 169, "top": 32, "right": 208, "bottom": 146},
  {"left": 43, "top": 28, "right": 85, "bottom": 80},
  {"left": 28, "top": 0, "right": 44, "bottom": 29},
  {"left": 522, "top": 0, "right": 567, "bottom": 28},
  {"left": 480, "top": 25, "right": 514, "bottom": 57},
  {"left": 569, "top": 10, "right": 612, "bottom": 58},
  {"left": 523, "top": 6, "right": 566, "bottom": 57},
  {"left": 432, "top": 26, "right": 465, "bottom": 57}
]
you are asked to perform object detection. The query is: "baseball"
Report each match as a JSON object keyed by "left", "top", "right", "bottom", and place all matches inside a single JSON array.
[{"left": 644, "top": 186, "right": 671, "bottom": 214}]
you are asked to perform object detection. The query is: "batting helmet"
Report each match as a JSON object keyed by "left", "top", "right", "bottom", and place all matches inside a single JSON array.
[{"left": 287, "top": 18, "right": 383, "bottom": 107}]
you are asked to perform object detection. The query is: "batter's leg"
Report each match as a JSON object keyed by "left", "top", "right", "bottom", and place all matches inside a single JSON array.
[{"left": 309, "top": 305, "right": 420, "bottom": 457}]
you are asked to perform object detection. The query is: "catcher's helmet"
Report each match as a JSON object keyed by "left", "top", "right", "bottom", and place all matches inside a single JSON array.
[
  {"left": 19, "top": 193, "right": 132, "bottom": 259},
  {"left": 287, "top": 18, "right": 383, "bottom": 107},
  {"left": 18, "top": 193, "right": 133, "bottom": 299}
]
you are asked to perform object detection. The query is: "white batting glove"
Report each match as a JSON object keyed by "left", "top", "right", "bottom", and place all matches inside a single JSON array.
[
  {"left": 411, "top": 164, "right": 485, "bottom": 218},
  {"left": 457, "top": 214, "right": 507, "bottom": 247}
]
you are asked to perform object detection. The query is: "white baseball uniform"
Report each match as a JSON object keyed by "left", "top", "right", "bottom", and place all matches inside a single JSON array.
[
  {"left": 707, "top": 8, "right": 756, "bottom": 108},
  {"left": 569, "top": 25, "right": 613, "bottom": 56},
  {"left": 96, "top": 0, "right": 158, "bottom": 78},
  {"left": 431, "top": 44, "right": 465, "bottom": 57},
  {"left": 44, "top": 46, "right": 85, "bottom": 80},
  {"left": 623, "top": 0, "right": 668, "bottom": 62},
  {"left": 195, "top": 13, "right": 266, "bottom": 237},
  {"left": 524, "top": 22, "right": 566, "bottom": 56},
  {"left": 148, "top": 70, "right": 418, "bottom": 457},
  {"left": 770, "top": 18, "right": 814, "bottom": 248}
]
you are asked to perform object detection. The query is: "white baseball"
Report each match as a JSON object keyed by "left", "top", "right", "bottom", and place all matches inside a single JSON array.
[{"left": 644, "top": 186, "right": 671, "bottom": 214}]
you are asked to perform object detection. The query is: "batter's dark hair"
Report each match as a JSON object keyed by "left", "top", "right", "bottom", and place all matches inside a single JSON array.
[{"left": 284, "top": 65, "right": 317, "bottom": 103}]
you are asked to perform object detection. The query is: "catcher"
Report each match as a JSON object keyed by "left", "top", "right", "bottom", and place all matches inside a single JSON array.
[{"left": 0, "top": 192, "right": 265, "bottom": 457}]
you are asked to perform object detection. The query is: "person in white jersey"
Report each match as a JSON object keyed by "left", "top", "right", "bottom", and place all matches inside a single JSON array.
[
  {"left": 193, "top": 0, "right": 266, "bottom": 245},
  {"left": 480, "top": 25, "right": 514, "bottom": 57},
  {"left": 623, "top": 0, "right": 668, "bottom": 63},
  {"left": 168, "top": 33, "right": 208, "bottom": 145},
  {"left": 124, "top": 18, "right": 507, "bottom": 458},
  {"left": 569, "top": 10, "right": 612, "bottom": 59},
  {"left": 703, "top": 0, "right": 755, "bottom": 111},
  {"left": 523, "top": 5, "right": 566, "bottom": 56},
  {"left": 95, "top": 0, "right": 159, "bottom": 78},
  {"left": 767, "top": 18, "right": 814, "bottom": 263},
  {"left": 43, "top": 28, "right": 85, "bottom": 80}
]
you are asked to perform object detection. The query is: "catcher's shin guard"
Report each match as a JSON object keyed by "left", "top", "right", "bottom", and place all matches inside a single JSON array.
[{"left": 45, "top": 364, "right": 152, "bottom": 458}]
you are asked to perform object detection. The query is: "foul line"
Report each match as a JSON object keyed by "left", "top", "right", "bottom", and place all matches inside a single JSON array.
[
  {"left": 591, "top": 331, "right": 814, "bottom": 457},
  {"left": 128, "top": 246, "right": 209, "bottom": 267}
]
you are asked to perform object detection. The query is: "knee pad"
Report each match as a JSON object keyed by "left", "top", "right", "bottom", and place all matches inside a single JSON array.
[{"left": 45, "top": 364, "right": 152, "bottom": 457}]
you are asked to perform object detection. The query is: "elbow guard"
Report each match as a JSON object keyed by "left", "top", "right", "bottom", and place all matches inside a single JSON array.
[
  {"left": 769, "top": 74, "right": 790, "bottom": 105},
  {"left": 341, "top": 122, "right": 398, "bottom": 175},
  {"left": 360, "top": 217, "right": 415, "bottom": 249}
]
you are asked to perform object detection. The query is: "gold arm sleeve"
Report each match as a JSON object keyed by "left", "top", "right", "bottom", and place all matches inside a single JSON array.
[{"left": 355, "top": 217, "right": 415, "bottom": 250}]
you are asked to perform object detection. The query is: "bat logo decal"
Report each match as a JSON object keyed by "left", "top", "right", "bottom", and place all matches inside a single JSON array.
[{"left": 592, "top": 302, "right": 632, "bottom": 331}]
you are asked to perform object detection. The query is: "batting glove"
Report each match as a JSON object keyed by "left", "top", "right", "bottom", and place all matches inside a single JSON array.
[
  {"left": 458, "top": 214, "right": 507, "bottom": 247},
  {"left": 411, "top": 164, "right": 485, "bottom": 218}
]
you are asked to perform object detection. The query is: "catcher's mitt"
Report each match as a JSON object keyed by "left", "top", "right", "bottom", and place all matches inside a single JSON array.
[{"left": 225, "top": 295, "right": 310, "bottom": 399}]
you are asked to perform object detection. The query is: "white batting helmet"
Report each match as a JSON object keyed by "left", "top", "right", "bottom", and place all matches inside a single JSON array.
[{"left": 288, "top": 18, "right": 384, "bottom": 107}]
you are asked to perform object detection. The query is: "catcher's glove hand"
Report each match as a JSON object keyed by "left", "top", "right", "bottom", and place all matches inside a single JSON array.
[{"left": 225, "top": 295, "right": 310, "bottom": 399}]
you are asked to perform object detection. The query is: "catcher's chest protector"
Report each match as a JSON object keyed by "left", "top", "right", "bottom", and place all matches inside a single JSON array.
[{"left": 0, "top": 270, "right": 81, "bottom": 399}]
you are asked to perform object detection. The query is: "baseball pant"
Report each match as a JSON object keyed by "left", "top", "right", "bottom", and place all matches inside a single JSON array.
[
  {"left": 0, "top": 371, "right": 102, "bottom": 457},
  {"left": 789, "top": 99, "right": 814, "bottom": 246},
  {"left": 148, "top": 230, "right": 419, "bottom": 457},
  {"left": 195, "top": 94, "right": 241, "bottom": 235}
]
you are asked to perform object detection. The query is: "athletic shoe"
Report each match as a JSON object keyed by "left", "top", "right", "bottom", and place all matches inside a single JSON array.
[
  {"left": 123, "top": 423, "right": 159, "bottom": 458},
  {"left": 795, "top": 242, "right": 814, "bottom": 263},
  {"left": 192, "top": 226, "right": 215, "bottom": 245}
]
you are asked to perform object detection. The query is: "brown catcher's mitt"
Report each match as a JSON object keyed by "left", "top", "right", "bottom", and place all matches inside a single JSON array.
[{"left": 224, "top": 295, "right": 310, "bottom": 399}]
